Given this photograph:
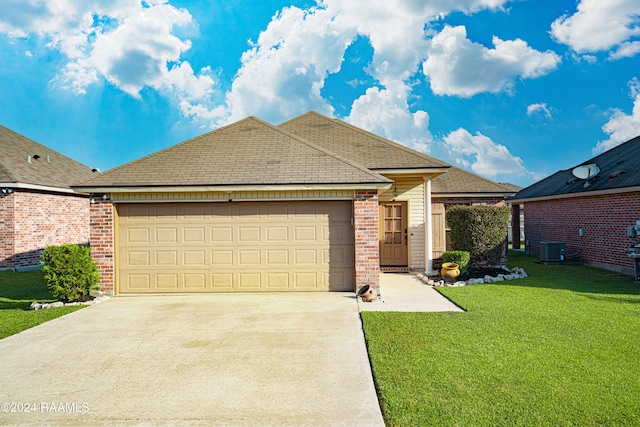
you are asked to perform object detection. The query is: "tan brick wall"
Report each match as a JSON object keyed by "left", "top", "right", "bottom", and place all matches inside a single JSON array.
[
  {"left": 524, "top": 192, "right": 640, "bottom": 274},
  {"left": 90, "top": 197, "right": 115, "bottom": 292},
  {"left": 1, "top": 191, "right": 90, "bottom": 269},
  {"left": 354, "top": 191, "right": 380, "bottom": 290}
]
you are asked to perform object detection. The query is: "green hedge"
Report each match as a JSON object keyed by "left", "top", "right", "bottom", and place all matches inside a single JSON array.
[
  {"left": 446, "top": 205, "right": 510, "bottom": 266},
  {"left": 442, "top": 250, "right": 470, "bottom": 274},
  {"left": 41, "top": 244, "right": 100, "bottom": 302}
]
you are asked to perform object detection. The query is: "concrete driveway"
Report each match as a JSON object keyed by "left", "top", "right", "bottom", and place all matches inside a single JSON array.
[{"left": 0, "top": 293, "right": 384, "bottom": 426}]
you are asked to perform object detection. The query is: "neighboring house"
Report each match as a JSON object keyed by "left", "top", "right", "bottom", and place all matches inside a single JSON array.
[
  {"left": 508, "top": 135, "right": 640, "bottom": 276},
  {"left": 0, "top": 125, "right": 98, "bottom": 270},
  {"left": 74, "top": 112, "right": 515, "bottom": 294}
]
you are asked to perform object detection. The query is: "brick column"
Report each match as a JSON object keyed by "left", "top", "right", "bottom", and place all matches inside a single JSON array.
[
  {"left": 90, "top": 196, "right": 115, "bottom": 293},
  {"left": 354, "top": 191, "right": 380, "bottom": 291},
  {"left": 511, "top": 203, "right": 521, "bottom": 250}
]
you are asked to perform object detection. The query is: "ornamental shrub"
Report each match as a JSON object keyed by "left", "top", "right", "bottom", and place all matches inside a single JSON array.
[
  {"left": 41, "top": 244, "right": 100, "bottom": 302},
  {"left": 446, "top": 205, "right": 511, "bottom": 267},
  {"left": 442, "top": 250, "right": 470, "bottom": 274}
]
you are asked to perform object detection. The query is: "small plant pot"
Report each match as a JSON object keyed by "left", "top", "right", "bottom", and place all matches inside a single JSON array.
[
  {"left": 356, "top": 285, "right": 378, "bottom": 302},
  {"left": 441, "top": 262, "right": 460, "bottom": 279}
]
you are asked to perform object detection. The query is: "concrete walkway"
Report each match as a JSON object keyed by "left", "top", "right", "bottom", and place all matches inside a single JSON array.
[
  {"left": 0, "top": 293, "right": 384, "bottom": 427},
  {"left": 358, "top": 273, "right": 464, "bottom": 312}
]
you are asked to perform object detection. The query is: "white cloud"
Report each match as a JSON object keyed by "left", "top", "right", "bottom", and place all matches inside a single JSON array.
[
  {"left": 220, "top": 5, "right": 354, "bottom": 125},
  {"left": 214, "top": 0, "right": 514, "bottom": 127},
  {"left": 442, "top": 128, "right": 532, "bottom": 178},
  {"left": 346, "top": 86, "right": 432, "bottom": 151},
  {"left": 422, "top": 25, "right": 561, "bottom": 97},
  {"left": 609, "top": 41, "right": 640, "bottom": 60},
  {"left": 527, "top": 103, "right": 552, "bottom": 119},
  {"left": 551, "top": 0, "right": 640, "bottom": 57},
  {"left": 1, "top": 0, "right": 216, "bottom": 107},
  {"left": 593, "top": 78, "right": 640, "bottom": 153}
]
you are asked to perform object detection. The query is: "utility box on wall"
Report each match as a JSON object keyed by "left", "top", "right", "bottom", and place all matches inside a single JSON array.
[{"left": 540, "top": 241, "right": 565, "bottom": 262}]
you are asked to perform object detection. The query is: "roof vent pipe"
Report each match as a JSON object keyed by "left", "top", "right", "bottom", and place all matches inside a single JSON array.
[
  {"left": 27, "top": 155, "right": 31, "bottom": 163},
  {"left": 47, "top": 155, "right": 51, "bottom": 162}
]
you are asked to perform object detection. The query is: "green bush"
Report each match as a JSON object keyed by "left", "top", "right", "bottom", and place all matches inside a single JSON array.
[
  {"left": 446, "top": 205, "right": 510, "bottom": 266},
  {"left": 41, "top": 244, "right": 100, "bottom": 302},
  {"left": 442, "top": 250, "right": 470, "bottom": 274}
]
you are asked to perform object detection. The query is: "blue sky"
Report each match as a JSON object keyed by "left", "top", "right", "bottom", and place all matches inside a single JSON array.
[{"left": 1, "top": 0, "right": 639, "bottom": 187}]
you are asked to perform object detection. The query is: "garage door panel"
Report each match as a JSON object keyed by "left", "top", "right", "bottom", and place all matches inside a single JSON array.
[
  {"left": 117, "top": 201, "right": 354, "bottom": 293},
  {"left": 239, "top": 273, "right": 261, "bottom": 288},
  {"left": 211, "top": 227, "right": 233, "bottom": 243}
]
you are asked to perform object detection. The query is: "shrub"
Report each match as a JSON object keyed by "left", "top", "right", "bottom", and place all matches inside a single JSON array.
[
  {"left": 442, "top": 250, "right": 470, "bottom": 274},
  {"left": 41, "top": 244, "right": 100, "bottom": 302},
  {"left": 446, "top": 205, "right": 510, "bottom": 266}
]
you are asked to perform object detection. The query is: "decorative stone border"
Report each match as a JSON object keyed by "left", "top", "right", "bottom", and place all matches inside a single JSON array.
[
  {"left": 28, "top": 293, "right": 111, "bottom": 310},
  {"left": 417, "top": 267, "right": 528, "bottom": 287}
]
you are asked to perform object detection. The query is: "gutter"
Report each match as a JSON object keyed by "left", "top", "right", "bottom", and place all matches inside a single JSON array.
[
  {"left": 0, "top": 182, "right": 83, "bottom": 195},
  {"left": 72, "top": 182, "right": 394, "bottom": 194}
]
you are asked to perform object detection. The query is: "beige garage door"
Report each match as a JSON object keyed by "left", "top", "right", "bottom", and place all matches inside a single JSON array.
[{"left": 116, "top": 201, "right": 354, "bottom": 293}]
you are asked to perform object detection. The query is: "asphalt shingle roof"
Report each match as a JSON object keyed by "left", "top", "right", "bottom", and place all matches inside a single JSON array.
[
  {"left": 278, "top": 112, "right": 449, "bottom": 170},
  {"left": 0, "top": 125, "right": 96, "bottom": 189},
  {"left": 75, "top": 117, "right": 391, "bottom": 188},
  {"left": 509, "top": 135, "right": 640, "bottom": 201},
  {"left": 431, "top": 165, "right": 520, "bottom": 194}
]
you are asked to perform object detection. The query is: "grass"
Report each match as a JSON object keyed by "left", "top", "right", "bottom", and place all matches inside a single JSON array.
[
  {"left": 0, "top": 269, "right": 84, "bottom": 340},
  {"left": 362, "top": 251, "right": 640, "bottom": 426}
]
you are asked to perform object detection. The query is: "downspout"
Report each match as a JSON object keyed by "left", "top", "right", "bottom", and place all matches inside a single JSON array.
[{"left": 425, "top": 176, "right": 433, "bottom": 274}]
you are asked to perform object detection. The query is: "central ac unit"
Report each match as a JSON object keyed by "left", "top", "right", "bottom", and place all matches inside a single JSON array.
[{"left": 540, "top": 242, "right": 565, "bottom": 262}]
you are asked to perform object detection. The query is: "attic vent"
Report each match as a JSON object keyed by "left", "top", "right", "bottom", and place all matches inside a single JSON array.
[
  {"left": 238, "top": 126, "right": 258, "bottom": 132},
  {"left": 609, "top": 170, "right": 626, "bottom": 179},
  {"left": 33, "top": 154, "right": 41, "bottom": 160}
]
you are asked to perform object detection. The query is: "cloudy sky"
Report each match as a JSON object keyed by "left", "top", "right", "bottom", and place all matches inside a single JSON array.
[{"left": 1, "top": 0, "right": 639, "bottom": 187}]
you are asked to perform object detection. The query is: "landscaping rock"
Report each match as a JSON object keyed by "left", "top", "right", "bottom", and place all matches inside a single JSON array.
[
  {"left": 418, "top": 266, "right": 527, "bottom": 287},
  {"left": 28, "top": 295, "right": 111, "bottom": 310}
]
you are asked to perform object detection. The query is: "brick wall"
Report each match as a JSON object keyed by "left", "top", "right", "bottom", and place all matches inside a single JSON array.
[
  {"left": 354, "top": 191, "right": 380, "bottom": 290},
  {"left": 89, "top": 197, "right": 115, "bottom": 292},
  {"left": 0, "top": 193, "right": 15, "bottom": 268},
  {"left": 1, "top": 191, "right": 90, "bottom": 269},
  {"left": 524, "top": 191, "right": 640, "bottom": 274}
]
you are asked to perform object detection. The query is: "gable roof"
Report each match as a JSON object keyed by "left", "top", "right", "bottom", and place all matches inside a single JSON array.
[
  {"left": 278, "top": 112, "right": 449, "bottom": 171},
  {"left": 431, "top": 165, "right": 520, "bottom": 195},
  {"left": 509, "top": 135, "right": 640, "bottom": 202},
  {"left": 74, "top": 116, "right": 392, "bottom": 191},
  {"left": 0, "top": 125, "right": 96, "bottom": 192}
]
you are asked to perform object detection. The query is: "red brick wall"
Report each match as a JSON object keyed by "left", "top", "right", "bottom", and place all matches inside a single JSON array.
[
  {"left": 0, "top": 193, "right": 15, "bottom": 268},
  {"left": 0, "top": 191, "right": 90, "bottom": 269},
  {"left": 524, "top": 192, "right": 640, "bottom": 273},
  {"left": 90, "top": 197, "right": 115, "bottom": 292},
  {"left": 354, "top": 191, "right": 380, "bottom": 290}
]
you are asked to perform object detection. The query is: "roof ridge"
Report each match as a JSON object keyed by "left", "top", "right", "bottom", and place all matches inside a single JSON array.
[
  {"left": 266, "top": 117, "right": 392, "bottom": 183},
  {"left": 297, "top": 111, "right": 449, "bottom": 168}
]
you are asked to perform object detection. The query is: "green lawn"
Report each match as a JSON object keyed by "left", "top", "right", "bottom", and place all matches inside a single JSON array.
[
  {"left": 0, "top": 270, "right": 84, "bottom": 340},
  {"left": 362, "top": 251, "right": 640, "bottom": 427}
]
